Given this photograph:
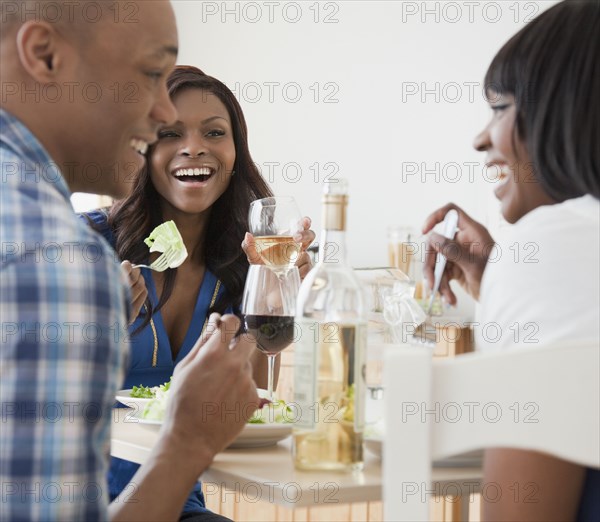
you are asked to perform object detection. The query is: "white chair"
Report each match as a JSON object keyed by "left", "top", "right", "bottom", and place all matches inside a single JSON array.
[{"left": 383, "top": 342, "right": 600, "bottom": 522}]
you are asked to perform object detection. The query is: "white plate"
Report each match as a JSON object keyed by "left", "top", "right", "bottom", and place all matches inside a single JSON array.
[
  {"left": 364, "top": 439, "right": 482, "bottom": 467},
  {"left": 123, "top": 388, "right": 292, "bottom": 448},
  {"left": 134, "top": 416, "right": 292, "bottom": 449},
  {"left": 115, "top": 389, "right": 153, "bottom": 413},
  {"left": 228, "top": 423, "right": 293, "bottom": 449},
  {"left": 117, "top": 387, "right": 272, "bottom": 412}
]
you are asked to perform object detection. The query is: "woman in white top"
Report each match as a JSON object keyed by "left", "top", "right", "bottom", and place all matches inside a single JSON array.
[{"left": 422, "top": 1, "right": 599, "bottom": 521}]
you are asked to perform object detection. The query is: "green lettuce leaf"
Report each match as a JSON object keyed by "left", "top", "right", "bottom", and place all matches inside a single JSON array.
[
  {"left": 248, "top": 400, "right": 293, "bottom": 424},
  {"left": 143, "top": 221, "right": 188, "bottom": 268}
]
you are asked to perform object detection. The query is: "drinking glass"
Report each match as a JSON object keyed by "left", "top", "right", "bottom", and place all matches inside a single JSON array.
[
  {"left": 248, "top": 196, "right": 303, "bottom": 277},
  {"left": 387, "top": 226, "right": 416, "bottom": 278},
  {"left": 242, "top": 265, "right": 300, "bottom": 400}
]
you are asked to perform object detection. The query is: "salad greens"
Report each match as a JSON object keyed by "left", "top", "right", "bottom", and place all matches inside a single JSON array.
[
  {"left": 130, "top": 385, "right": 154, "bottom": 399},
  {"left": 130, "top": 379, "right": 171, "bottom": 399},
  {"left": 144, "top": 220, "right": 188, "bottom": 268},
  {"left": 139, "top": 383, "right": 293, "bottom": 425},
  {"left": 248, "top": 400, "right": 293, "bottom": 424},
  {"left": 142, "top": 387, "right": 170, "bottom": 421}
]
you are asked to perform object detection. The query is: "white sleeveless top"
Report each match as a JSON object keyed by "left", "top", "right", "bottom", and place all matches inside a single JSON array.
[{"left": 476, "top": 195, "right": 600, "bottom": 351}]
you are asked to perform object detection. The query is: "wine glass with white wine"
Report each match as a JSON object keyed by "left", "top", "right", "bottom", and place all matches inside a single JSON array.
[{"left": 248, "top": 196, "right": 303, "bottom": 277}]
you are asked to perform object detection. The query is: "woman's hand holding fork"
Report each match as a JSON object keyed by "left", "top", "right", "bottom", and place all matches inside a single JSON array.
[{"left": 121, "top": 261, "right": 148, "bottom": 324}]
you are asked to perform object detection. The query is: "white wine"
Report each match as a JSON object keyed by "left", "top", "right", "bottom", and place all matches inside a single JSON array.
[
  {"left": 254, "top": 235, "right": 301, "bottom": 273},
  {"left": 293, "top": 321, "right": 365, "bottom": 471},
  {"left": 388, "top": 241, "right": 414, "bottom": 277},
  {"left": 293, "top": 180, "right": 367, "bottom": 471}
]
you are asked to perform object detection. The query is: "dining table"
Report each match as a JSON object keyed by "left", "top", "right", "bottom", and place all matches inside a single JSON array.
[{"left": 111, "top": 407, "right": 483, "bottom": 520}]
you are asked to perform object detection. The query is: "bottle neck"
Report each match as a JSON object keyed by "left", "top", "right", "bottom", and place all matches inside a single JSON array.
[{"left": 319, "top": 229, "right": 348, "bottom": 266}]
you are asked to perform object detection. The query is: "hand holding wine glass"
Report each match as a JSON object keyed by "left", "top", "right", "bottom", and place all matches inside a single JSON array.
[
  {"left": 242, "top": 265, "right": 300, "bottom": 401},
  {"left": 247, "top": 196, "right": 304, "bottom": 277}
]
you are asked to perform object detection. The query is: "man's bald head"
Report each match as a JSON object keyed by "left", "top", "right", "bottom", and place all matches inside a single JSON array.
[
  {"left": 0, "top": 0, "right": 178, "bottom": 198},
  {"left": 1, "top": 1, "right": 109, "bottom": 44}
]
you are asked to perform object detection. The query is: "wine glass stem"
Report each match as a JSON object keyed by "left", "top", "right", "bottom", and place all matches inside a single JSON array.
[{"left": 267, "top": 354, "right": 277, "bottom": 401}]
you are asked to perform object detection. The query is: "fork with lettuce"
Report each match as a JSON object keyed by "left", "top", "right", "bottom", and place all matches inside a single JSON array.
[{"left": 132, "top": 221, "right": 188, "bottom": 271}]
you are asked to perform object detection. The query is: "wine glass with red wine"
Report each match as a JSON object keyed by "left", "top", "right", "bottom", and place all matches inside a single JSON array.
[
  {"left": 248, "top": 196, "right": 303, "bottom": 278},
  {"left": 242, "top": 264, "right": 300, "bottom": 401}
]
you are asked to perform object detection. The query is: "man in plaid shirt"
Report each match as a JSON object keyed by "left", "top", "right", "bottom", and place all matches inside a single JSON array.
[{"left": 0, "top": 2, "right": 259, "bottom": 521}]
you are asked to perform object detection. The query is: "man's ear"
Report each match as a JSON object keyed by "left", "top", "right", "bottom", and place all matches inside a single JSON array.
[{"left": 15, "top": 21, "right": 64, "bottom": 82}]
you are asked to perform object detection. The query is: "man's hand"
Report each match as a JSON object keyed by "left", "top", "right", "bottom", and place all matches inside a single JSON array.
[
  {"left": 111, "top": 314, "right": 259, "bottom": 522},
  {"left": 162, "top": 314, "right": 260, "bottom": 459},
  {"left": 422, "top": 203, "right": 495, "bottom": 303},
  {"left": 121, "top": 261, "right": 147, "bottom": 323}
]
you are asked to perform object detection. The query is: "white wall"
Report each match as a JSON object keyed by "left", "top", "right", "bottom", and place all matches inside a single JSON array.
[
  {"left": 171, "top": 0, "right": 556, "bottom": 316},
  {"left": 71, "top": 193, "right": 109, "bottom": 212}
]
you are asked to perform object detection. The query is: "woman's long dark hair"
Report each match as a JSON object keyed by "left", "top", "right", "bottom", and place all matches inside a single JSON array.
[
  {"left": 484, "top": 0, "right": 599, "bottom": 202},
  {"left": 110, "top": 66, "right": 273, "bottom": 329}
]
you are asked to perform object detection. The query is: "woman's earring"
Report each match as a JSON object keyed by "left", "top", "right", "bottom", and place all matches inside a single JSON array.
[{"left": 231, "top": 170, "right": 236, "bottom": 176}]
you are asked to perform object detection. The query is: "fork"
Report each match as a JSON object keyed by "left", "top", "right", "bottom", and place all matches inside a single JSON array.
[
  {"left": 132, "top": 247, "right": 181, "bottom": 272},
  {"left": 426, "top": 209, "right": 459, "bottom": 316}
]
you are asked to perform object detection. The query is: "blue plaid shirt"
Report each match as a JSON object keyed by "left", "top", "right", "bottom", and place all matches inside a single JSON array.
[{"left": 1, "top": 109, "right": 129, "bottom": 521}]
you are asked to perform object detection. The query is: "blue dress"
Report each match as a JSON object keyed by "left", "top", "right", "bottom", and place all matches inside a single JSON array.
[{"left": 83, "top": 210, "right": 229, "bottom": 514}]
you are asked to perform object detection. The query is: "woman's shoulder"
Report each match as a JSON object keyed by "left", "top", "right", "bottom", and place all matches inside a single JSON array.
[
  {"left": 78, "top": 207, "right": 115, "bottom": 246},
  {"left": 478, "top": 196, "right": 599, "bottom": 350},
  {"left": 80, "top": 207, "right": 109, "bottom": 224},
  {"left": 494, "top": 196, "right": 599, "bottom": 272},
  {"left": 513, "top": 195, "right": 599, "bottom": 240}
]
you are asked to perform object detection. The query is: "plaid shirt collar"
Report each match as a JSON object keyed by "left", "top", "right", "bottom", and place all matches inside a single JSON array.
[{"left": 0, "top": 108, "right": 72, "bottom": 204}]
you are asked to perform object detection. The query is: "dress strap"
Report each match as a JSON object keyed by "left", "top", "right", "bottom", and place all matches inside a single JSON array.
[
  {"left": 142, "top": 304, "right": 160, "bottom": 368},
  {"left": 146, "top": 279, "right": 222, "bottom": 367},
  {"left": 198, "top": 280, "right": 222, "bottom": 339}
]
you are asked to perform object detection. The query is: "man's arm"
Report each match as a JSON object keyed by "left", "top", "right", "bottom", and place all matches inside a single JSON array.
[{"left": 0, "top": 240, "right": 128, "bottom": 522}]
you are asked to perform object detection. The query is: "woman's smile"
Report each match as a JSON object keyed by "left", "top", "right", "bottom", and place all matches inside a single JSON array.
[{"left": 171, "top": 165, "right": 217, "bottom": 186}]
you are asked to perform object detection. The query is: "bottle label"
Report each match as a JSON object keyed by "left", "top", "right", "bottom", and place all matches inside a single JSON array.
[
  {"left": 293, "top": 319, "right": 318, "bottom": 430},
  {"left": 293, "top": 320, "right": 367, "bottom": 432},
  {"left": 353, "top": 322, "right": 367, "bottom": 433}
]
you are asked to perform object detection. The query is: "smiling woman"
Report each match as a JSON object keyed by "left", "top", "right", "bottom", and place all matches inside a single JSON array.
[
  {"left": 80, "top": 66, "right": 290, "bottom": 522},
  {"left": 421, "top": 2, "right": 599, "bottom": 521},
  {"left": 109, "top": 67, "right": 274, "bottom": 324}
]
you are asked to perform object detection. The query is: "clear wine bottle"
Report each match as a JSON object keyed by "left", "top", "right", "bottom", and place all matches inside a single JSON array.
[{"left": 292, "top": 179, "right": 367, "bottom": 471}]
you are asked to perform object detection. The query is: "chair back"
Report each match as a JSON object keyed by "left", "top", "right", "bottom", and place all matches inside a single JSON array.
[{"left": 383, "top": 343, "right": 600, "bottom": 521}]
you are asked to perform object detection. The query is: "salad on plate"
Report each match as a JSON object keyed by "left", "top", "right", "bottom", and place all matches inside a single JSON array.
[
  {"left": 138, "top": 381, "right": 293, "bottom": 426},
  {"left": 130, "top": 379, "right": 172, "bottom": 399},
  {"left": 129, "top": 381, "right": 294, "bottom": 448}
]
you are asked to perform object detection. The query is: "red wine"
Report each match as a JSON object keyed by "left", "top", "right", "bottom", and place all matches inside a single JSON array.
[{"left": 244, "top": 315, "right": 295, "bottom": 354}]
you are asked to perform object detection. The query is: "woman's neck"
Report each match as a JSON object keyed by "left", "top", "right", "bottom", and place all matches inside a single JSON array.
[{"left": 159, "top": 206, "right": 211, "bottom": 265}]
